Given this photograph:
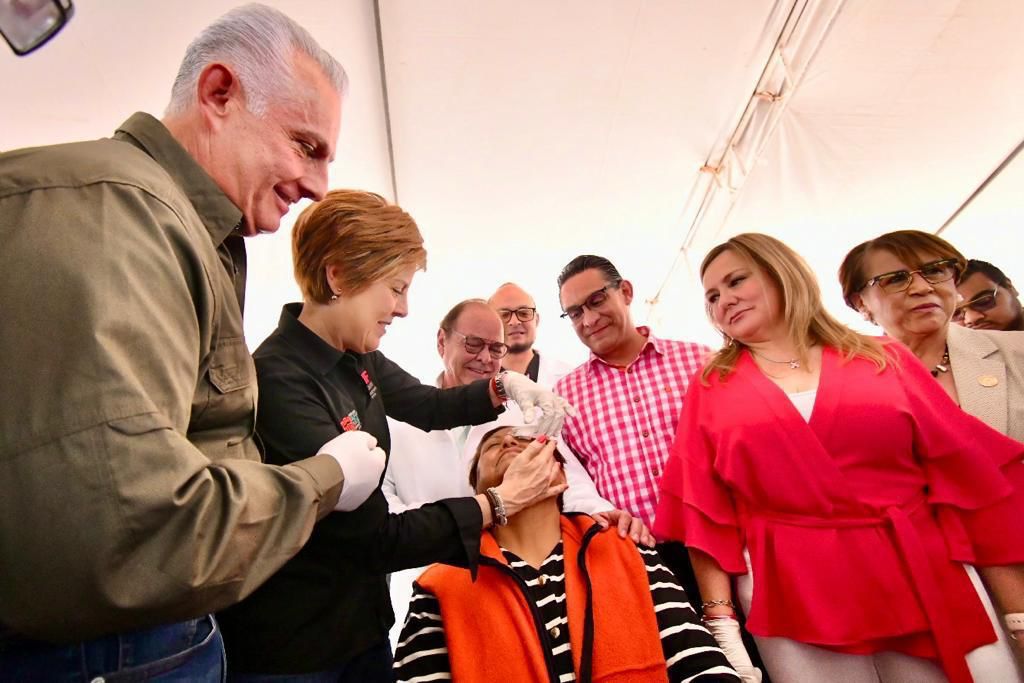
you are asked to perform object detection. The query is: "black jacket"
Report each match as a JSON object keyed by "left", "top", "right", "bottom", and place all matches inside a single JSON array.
[{"left": 218, "top": 303, "right": 501, "bottom": 673}]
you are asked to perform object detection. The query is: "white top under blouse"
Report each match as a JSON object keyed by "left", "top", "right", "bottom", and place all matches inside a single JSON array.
[{"left": 786, "top": 389, "right": 817, "bottom": 422}]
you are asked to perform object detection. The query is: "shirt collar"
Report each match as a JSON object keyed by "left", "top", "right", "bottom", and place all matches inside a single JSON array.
[
  {"left": 113, "top": 112, "right": 243, "bottom": 247},
  {"left": 586, "top": 326, "right": 664, "bottom": 374},
  {"left": 277, "top": 303, "right": 349, "bottom": 375}
]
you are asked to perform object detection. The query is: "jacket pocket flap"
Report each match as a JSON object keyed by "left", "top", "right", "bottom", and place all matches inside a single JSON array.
[{"left": 208, "top": 339, "right": 254, "bottom": 394}]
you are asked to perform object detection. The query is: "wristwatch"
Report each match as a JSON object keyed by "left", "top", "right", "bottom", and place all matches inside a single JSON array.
[
  {"left": 485, "top": 486, "right": 508, "bottom": 526},
  {"left": 491, "top": 371, "right": 510, "bottom": 402}
]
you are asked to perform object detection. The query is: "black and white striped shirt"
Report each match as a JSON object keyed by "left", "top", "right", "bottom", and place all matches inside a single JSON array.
[{"left": 393, "top": 540, "right": 739, "bottom": 682}]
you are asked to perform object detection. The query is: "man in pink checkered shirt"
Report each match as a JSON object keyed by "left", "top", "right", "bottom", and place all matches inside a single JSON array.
[
  {"left": 554, "top": 254, "right": 771, "bottom": 680},
  {"left": 553, "top": 254, "right": 711, "bottom": 602}
]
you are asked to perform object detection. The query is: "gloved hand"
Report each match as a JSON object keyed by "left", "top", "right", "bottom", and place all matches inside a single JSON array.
[
  {"left": 499, "top": 371, "right": 577, "bottom": 437},
  {"left": 704, "top": 616, "right": 762, "bottom": 683},
  {"left": 317, "top": 431, "right": 386, "bottom": 511}
]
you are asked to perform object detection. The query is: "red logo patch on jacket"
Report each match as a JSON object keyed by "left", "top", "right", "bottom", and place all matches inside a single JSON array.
[
  {"left": 339, "top": 410, "right": 362, "bottom": 432},
  {"left": 360, "top": 369, "right": 379, "bottom": 399}
]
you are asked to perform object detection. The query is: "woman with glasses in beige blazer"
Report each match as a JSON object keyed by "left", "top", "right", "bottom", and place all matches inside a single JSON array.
[
  {"left": 840, "top": 229, "right": 1024, "bottom": 442},
  {"left": 840, "top": 229, "right": 1024, "bottom": 668}
]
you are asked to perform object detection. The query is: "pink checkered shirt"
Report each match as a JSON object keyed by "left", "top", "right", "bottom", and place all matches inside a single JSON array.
[{"left": 554, "top": 328, "right": 711, "bottom": 530}]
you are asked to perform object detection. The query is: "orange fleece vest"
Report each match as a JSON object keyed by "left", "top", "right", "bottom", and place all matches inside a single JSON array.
[{"left": 418, "top": 514, "right": 668, "bottom": 683}]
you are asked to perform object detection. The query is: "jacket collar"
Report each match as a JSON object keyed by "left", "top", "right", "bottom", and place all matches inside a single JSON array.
[
  {"left": 479, "top": 513, "right": 602, "bottom": 564},
  {"left": 276, "top": 303, "right": 349, "bottom": 376},
  {"left": 114, "top": 112, "right": 243, "bottom": 248}
]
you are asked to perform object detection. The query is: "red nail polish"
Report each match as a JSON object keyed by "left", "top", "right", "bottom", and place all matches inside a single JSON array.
[{"left": 536, "top": 434, "right": 548, "bottom": 444}]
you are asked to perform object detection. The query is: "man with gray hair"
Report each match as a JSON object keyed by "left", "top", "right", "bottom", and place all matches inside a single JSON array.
[{"left": 0, "top": 5, "right": 380, "bottom": 680}]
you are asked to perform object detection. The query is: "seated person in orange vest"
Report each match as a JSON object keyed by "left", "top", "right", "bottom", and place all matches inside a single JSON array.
[{"left": 393, "top": 426, "right": 740, "bottom": 683}]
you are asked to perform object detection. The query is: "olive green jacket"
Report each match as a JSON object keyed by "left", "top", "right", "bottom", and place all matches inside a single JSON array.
[{"left": 0, "top": 113, "right": 343, "bottom": 642}]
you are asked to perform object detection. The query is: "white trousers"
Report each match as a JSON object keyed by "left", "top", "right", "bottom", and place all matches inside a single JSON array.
[{"left": 735, "top": 552, "right": 1022, "bottom": 682}]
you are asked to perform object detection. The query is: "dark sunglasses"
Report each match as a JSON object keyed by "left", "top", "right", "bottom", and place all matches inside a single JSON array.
[
  {"left": 861, "top": 258, "right": 960, "bottom": 295},
  {"left": 450, "top": 330, "right": 508, "bottom": 359},
  {"left": 952, "top": 286, "right": 999, "bottom": 322},
  {"left": 560, "top": 285, "right": 614, "bottom": 322},
  {"left": 497, "top": 307, "right": 536, "bottom": 323}
]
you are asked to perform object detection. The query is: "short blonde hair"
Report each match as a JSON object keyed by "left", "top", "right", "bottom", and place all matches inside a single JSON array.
[
  {"left": 292, "top": 190, "right": 427, "bottom": 303},
  {"left": 700, "top": 233, "right": 888, "bottom": 381}
]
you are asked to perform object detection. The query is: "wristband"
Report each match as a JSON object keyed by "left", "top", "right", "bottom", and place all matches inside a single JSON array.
[
  {"left": 1006, "top": 612, "right": 1024, "bottom": 640},
  {"left": 701, "top": 614, "right": 738, "bottom": 623},
  {"left": 485, "top": 487, "right": 508, "bottom": 526},
  {"left": 491, "top": 371, "right": 509, "bottom": 402}
]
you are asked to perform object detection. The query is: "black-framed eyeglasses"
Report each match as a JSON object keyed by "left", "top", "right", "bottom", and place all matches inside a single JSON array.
[
  {"left": 497, "top": 306, "right": 536, "bottom": 323},
  {"left": 0, "top": 0, "right": 74, "bottom": 56},
  {"left": 451, "top": 330, "right": 508, "bottom": 359},
  {"left": 560, "top": 285, "right": 615, "bottom": 322},
  {"left": 952, "top": 286, "right": 999, "bottom": 323},
  {"left": 861, "top": 258, "right": 960, "bottom": 295}
]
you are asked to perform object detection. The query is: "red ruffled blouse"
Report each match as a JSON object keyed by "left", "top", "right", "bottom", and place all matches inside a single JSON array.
[{"left": 654, "top": 343, "right": 1024, "bottom": 683}]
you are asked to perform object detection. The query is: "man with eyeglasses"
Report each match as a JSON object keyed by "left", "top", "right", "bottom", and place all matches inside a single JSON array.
[
  {"left": 553, "top": 255, "right": 718, "bottom": 598},
  {"left": 488, "top": 282, "right": 574, "bottom": 385},
  {"left": 383, "top": 298, "right": 654, "bottom": 645},
  {"left": 955, "top": 259, "right": 1024, "bottom": 332}
]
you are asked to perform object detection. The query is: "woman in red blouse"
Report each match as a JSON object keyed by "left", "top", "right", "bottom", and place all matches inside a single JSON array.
[{"left": 653, "top": 233, "right": 1024, "bottom": 683}]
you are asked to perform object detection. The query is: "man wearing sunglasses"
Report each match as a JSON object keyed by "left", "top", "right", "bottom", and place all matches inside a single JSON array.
[
  {"left": 955, "top": 259, "right": 1024, "bottom": 332},
  {"left": 488, "top": 282, "right": 574, "bottom": 385}
]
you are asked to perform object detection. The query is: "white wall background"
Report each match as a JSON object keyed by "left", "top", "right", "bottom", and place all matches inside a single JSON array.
[{"left": 2, "top": 0, "right": 1022, "bottom": 384}]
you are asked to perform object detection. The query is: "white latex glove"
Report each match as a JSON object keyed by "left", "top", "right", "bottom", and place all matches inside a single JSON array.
[
  {"left": 704, "top": 617, "right": 762, "bottom": 683},
  {"left": 499, "top": 371, "right": 577, "bottom": 437},
  {"left": 317, "top": 431, "right": 386, "bottom": 511}
]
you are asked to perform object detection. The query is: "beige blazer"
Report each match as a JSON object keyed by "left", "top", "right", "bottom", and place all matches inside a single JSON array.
[{"left": 947, "top": 323, "right": 1024, "bottom": 442}]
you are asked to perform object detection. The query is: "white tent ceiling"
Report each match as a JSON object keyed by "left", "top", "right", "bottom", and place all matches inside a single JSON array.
[{"left": 2, "top": 0, "right": 1021, "bottom": 381}]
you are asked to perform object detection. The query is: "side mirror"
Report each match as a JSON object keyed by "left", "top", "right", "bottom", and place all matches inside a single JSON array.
[{"left": 0, "top": 0, "right": 74, "bottom": 56}]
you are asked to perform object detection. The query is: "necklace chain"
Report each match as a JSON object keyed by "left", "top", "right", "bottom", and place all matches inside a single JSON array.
[
  {"left": 751, "top": 349, "right": 800, "bottom": 370},
  {"left": 930, "top": 345, "right": 950, "bottom": 378}
]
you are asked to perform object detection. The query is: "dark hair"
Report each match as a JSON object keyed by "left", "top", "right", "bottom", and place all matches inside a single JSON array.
[
  {"left": 838, "top": 229, "right": 966, "bottom": 309},
  {"left": 961, "top": 259, "right": 1011, "bottom": 287},
  {"left": 438, "top": 298, "right": 491, "bottom": 337},
  {"left": 556, "top": 255, "right": 624, "bottom": 290}
]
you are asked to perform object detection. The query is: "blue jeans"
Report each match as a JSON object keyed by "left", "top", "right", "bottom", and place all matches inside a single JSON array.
[
  {"left": 227, "top": 639, "right": 393, "bottom": 683},
  {"left": 0, "top": 614, "right": 224, "bottom": 682}
]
